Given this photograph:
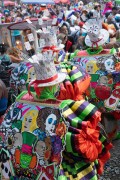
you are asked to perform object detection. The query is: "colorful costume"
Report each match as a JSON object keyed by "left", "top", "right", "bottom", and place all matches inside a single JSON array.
[{"left": 0, "top": 19, "right": 113, "bottom": 180}]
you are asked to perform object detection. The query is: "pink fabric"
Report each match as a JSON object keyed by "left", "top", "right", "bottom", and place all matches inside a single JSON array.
[
  {"left": 91, "top": 82, "right": 98, "bottom": 88},
  {"left": 102, "top": 2, "right": 112, "bottom": 15},
  {"left": 22, "top": 144, "right": 32, "bottom": 155}
]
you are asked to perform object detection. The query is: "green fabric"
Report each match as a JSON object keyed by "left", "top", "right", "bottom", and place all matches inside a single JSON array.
[
  {"left": 91, "top": 74, "right": 100, "bottom": 82},
  {"left": 22, "top": 132, "right": 37, "bottom": 146},
  {"left": 39, "top": 86, "right": 58, "bottom": 100},
  {"left": 16, "top": 91, "right": 29, "bottom": 100},
  {"left": 80, "top": 103, "right": 95, "bottom": 119},
  {"left": 86, "top": 46, "right": 103, "bottom": 55},
  {"left": 115, "top": 132, "right": 120, "bottom": 139},
  {"left": 71, "top": 71, "right": 82, "bottom": 82},
  {"left": 110, "top": 48, "right": 116, "bottom": 54},
  {"left": 60, "top": 99, "right": 73, "bottom": 109},
  {"left": 58, "top": 175, "right": 67, "bottom": 180},
  {"left": 66, "top": 132, "right": 73, "bottom": 153},
  {"left": 11, "top": 120, "right": 22, "bottom": 131},
  {"left": 71, "top": 116, "right": 82, "bottom": 127}
]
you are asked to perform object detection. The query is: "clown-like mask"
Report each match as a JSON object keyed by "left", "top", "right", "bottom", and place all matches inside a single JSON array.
[
  {"left": 104, "top": 58, "right": 114, "bottom": 72},
  {"left": 45, "top": 114, "right": 57, "bottom": 136}
]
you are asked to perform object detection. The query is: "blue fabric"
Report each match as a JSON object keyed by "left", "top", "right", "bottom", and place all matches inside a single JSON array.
[
  {"left": 82, "top": 32, "right": 87, "bottom": 37},
  {"left": 0, "top": 54, "right": 11, "bottom": 63},
  {"left": 0, "top": 98, "right": 8, "bottom": 112},
  {"left": 11, "top": 30, "right": 21, "bottom": 37}
]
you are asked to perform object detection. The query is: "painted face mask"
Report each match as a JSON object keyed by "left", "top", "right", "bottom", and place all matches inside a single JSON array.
[
  {"left": 36, "top": 141, "right": 46, "bottom": 157},
  {"left": 45, "top": 114, "right": 57, "bottom": 136},
  {"left": 104, "top": 58, "right": 115, "bottom": 72},
  {"left": 86, "top": 61, "right": 98, "bottom": 74},
  {"left": 24, "top": 115, "right": 32, "bottom": 131}
]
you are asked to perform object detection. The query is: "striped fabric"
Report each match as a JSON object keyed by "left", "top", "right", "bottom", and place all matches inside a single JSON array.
[
  {"left": 60, "top": 63, "right": 87, "bottom": 84},
  {"left": 58, "top": 63, "right": 91, "bottom": 101},
  {"left": 59, "top": 152, "right": 98, "bottom": 180},
  {"left": 59, "top": 99, "right": 112, "bottom": 178},
  {"left": 60, "top": 99, "right": 100, "bottom": 129}
]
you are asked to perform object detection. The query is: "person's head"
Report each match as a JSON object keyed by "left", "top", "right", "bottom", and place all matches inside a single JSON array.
[
  {"left": 112, "top": 6, "right": 118, "bottom": 15},
  {"left": 59, "top": 25, "right": 68, "bottom": 35},
  {"left": 107, "top": 14, "right": 113, "bottom": 22},
  {"left": 57, "top": 33, "right": 68, "bottom": 45},
  {"left": 74, "top": 11, "right": 80, "bottom": 19},
  {"left": 94, "top": 4, "right": 101, "bottom": 11},
  {"left": 105, "top": 11, "right": 111, "bottom": 18},
  {"left": 77, "top": 36, "right": 85, "bottom": 49}
]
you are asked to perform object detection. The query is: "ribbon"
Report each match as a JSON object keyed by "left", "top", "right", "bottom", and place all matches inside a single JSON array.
[
  {"left": 91, "top": 38, "right": 103, "bottom": 48},
  {"left": 28, "top": 74, "right": 58, "bottom": 96}
]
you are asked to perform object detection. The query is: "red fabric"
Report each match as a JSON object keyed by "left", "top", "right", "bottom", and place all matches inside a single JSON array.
[
  {"left": 28, "top": 74, "right": 58, "bottom": 96},
  {"left": 65, "top": 40, "right": 72, "bottom": 52},
  {"left": 42, "top": 46, "right": 59, "bottom": 52},
  {"left": 0, "top": 116, "right": 4, "bottom": 125},
  {"left": 79, "top": 21, "right": 84, "bottom": 27}
]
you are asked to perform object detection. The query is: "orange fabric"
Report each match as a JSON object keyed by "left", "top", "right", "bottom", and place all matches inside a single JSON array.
[
  {"left": 75, "top": 127, "right": 102, "bottom": 162},
  {"left": 55, "top": 122, "right": 66, "bottom": 137},
  {"left": 74, "top": 76, "right": 91, "bottom": 100},
  {"left": 115, "top": 62, "right": 120, "bottom": 71},
  {"left": 102, "top": 23, "right": 116, "bottom": 37},
  {"left": 58, "top": 76, "right": 91, "bottom": 101},
  {"left": 29, "top": 155, "right": 37, "bottom": 169},
  {"left": 15, "top": 149, "right": 21, "bottom": 164}
]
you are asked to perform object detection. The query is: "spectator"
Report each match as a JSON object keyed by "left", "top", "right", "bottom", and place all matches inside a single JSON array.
[
  {"left": 0, "top": 79, "right": 8, "bottom": 117},
  {"left": 112, "top": 6, "right": 118, "bottom": 16},
  {"left": 107, "top": 14, "right": 119, "bottom": 30},
  {"left": 57, "top": 33, "right": 73, "bottom": 52},
  {"left": 0, "top": 44, "right": 11, "bottom": 65}
]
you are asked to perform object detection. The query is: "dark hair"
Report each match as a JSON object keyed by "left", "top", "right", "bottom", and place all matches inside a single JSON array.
[
  {"left": 112, "top": 6, "right": 118, "bottom": 11},
  {"left": 0, "top": 44, "right": 6, "bottom": 54},
  {"left": 94, "top": 5, "right": 101, "bottom": 10},
  {"left": 86, "top": 11, "right": 93, "bottom": 19},
  {"left": 105, "top": 11, "right": 111, "bottom": 18}
]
